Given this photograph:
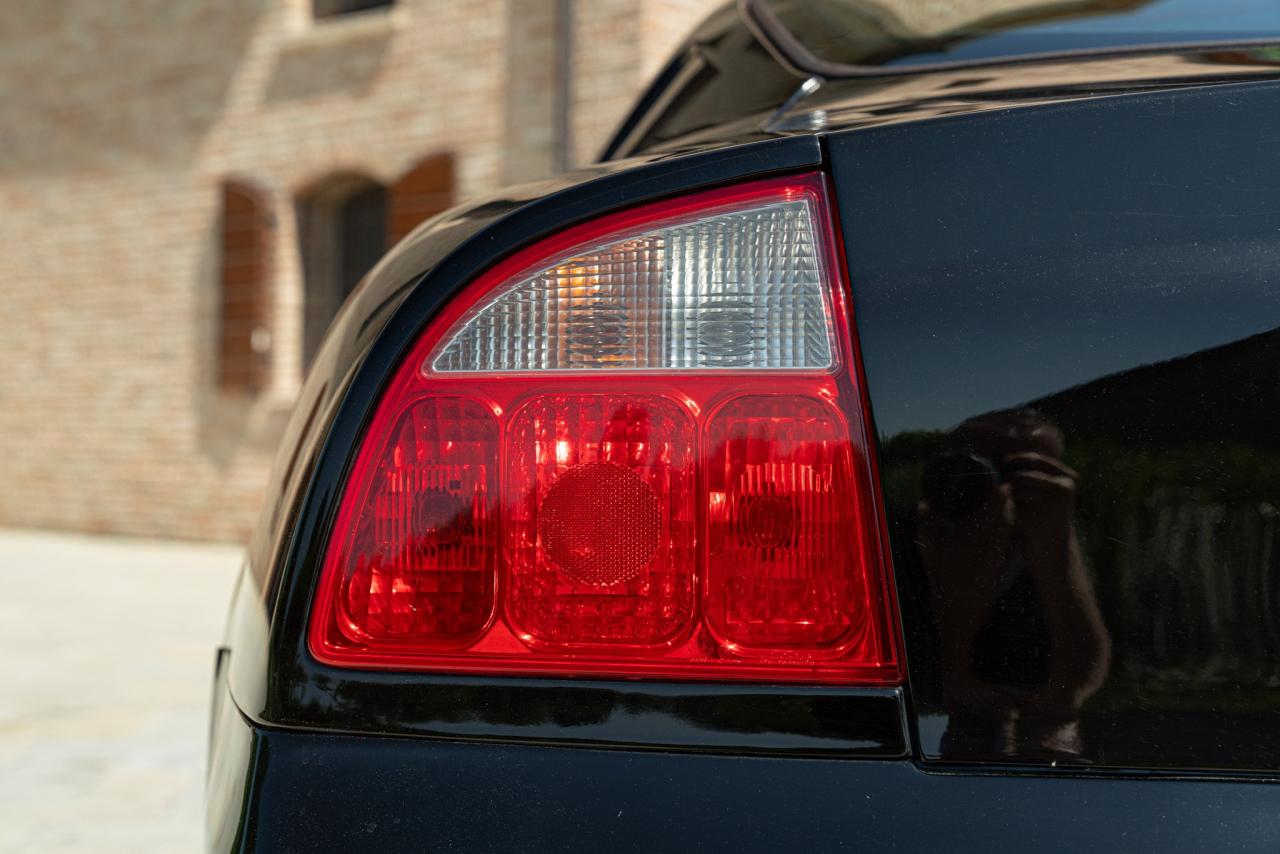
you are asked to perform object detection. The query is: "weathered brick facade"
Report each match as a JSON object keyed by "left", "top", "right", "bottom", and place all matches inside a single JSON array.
[{"left": 0, "top": 0, "right": 720, "bottom": 542}]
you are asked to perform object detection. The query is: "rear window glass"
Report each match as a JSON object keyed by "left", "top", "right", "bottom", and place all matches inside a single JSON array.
[{"left": 763, "top": 0, "right": 1280, "bottom": 70}]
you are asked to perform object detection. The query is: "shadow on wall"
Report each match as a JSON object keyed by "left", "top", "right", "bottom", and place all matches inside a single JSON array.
[
  {"left": 0, "top": 0, "right": 270, "bottom": 176},
  {"left": 264, "top": 17, "right": 393, "bottom": 103}
]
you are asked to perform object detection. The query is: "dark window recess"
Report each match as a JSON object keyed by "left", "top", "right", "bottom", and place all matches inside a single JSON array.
[
  {"left": 340, "top": 186, "right": 386, "bottom": 296},
  {"left": 297, "top": 176, "right": 388, "bottom": 367},
  {"left": 632, "top": 26, "right": 800, "bottom": 153},
  {"left": 835, "top": 81, "right": 1280, "bottom": 773},
  {"left": 313, "top": 0, "right": 392, "bottom": 20},
  {"left": 218, "top": 179, "right": 274, "bottom": 393}
]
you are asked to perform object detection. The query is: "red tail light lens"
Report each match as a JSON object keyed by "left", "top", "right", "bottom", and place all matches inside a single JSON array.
[
  {"left": 705, "top": 396, "right": 866, "bottom": 651},
  {"left": 506, "top": 394, "right": 696, "bottom": 648},
  {"left": 309, "top": 173, "right": 901, "bottom": 684},
  {"left": 338, "top": 396, "right": 498, "bottom": 647}
]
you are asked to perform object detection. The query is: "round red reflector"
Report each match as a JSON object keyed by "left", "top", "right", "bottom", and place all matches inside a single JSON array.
[
  {"left": 740, "top": 493, "right": 795, "bottom": 549},
  {"left": 539, "top": 460, "right": 661, "bottom": 587}
]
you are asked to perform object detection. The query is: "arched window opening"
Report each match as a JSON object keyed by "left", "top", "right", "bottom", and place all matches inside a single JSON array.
[
  {"left": 296, "top": 174, "right": 388, "bottom": 367},
  {"left": 217, "top": 178, "right": 274, "bottom": 393}
]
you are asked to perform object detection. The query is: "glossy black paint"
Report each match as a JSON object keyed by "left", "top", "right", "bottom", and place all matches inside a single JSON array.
[
  {"left": 835, "top": 79, "right": 1280, "bottom": 771},
  {"left": 207, "top": 650, "right": 253, "bottom": 854},
  {"left": 214, "top": 695, "right": 1280, "bottom": 853}
]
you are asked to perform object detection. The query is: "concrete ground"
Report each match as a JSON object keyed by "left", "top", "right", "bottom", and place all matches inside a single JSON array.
[{"left": 0, "top": 528, "right": 241, "bottom": 853}]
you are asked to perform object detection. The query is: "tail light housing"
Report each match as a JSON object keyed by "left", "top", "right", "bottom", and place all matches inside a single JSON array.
[{"left": 309, "top": 173, "right": 901, "bottom": 684}]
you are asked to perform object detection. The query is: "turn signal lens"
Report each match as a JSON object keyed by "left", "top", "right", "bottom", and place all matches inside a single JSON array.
[{"left": 309, "top": 173, "right": 901, "bottom": 684}]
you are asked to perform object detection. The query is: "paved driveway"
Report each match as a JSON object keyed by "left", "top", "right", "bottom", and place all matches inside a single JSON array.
[{"left": 0, "top": 528, "right": 241, "bottom": 853}]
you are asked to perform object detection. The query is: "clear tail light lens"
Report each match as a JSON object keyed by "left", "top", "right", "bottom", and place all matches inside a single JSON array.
[
  {"left": 431, "top": 200, "right": 833, "bottom": 372},
  {"left": 310, "top": 173, "right": 901, "bottom": 684}
]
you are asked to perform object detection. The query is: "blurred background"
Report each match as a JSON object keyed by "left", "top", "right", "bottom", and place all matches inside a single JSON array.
[{"left": 0, "top": 1, "right": 722, "bottom": 850}]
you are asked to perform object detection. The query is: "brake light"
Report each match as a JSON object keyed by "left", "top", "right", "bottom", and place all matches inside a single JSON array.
[{"left": 309, "top": 173, "right": 900, "bottom": 683}]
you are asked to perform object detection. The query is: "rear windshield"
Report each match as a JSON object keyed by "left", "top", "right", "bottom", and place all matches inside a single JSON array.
[{"left": 762, "top": 0, "right": 1280, "bottom": 70}]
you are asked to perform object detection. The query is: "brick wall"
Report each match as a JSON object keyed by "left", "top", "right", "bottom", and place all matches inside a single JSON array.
[{"left": 0, "top": 0, "right": 721, "bottom": 542}]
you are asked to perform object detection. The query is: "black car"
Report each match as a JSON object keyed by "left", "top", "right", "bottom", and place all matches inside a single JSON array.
[{"left": 206, "top": 1, "right": 1280, "bottom": 850}]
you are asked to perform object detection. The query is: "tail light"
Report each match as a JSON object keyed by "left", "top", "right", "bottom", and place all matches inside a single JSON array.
[{"left": 308, "top": 173, "right": 901, "bottom": 684}]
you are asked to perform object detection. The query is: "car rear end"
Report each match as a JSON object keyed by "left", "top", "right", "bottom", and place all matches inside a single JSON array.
[{"left": 207, "top": 5, "right": 1280, "bottom": 851}]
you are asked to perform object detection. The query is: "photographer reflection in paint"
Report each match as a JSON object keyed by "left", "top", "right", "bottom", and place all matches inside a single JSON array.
[{"left": 917, "top": 409, "right": 1110, "bottom": 759}]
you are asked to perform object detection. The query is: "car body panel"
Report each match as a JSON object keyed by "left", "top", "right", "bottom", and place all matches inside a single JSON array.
[
  {"left": 210, "top": 4, "right": 1280, "bottom": 847},
  {"left": 210, "top": 678, "right": 1280, "bottom": 854},
  {"left": 837, "top": 78, "right": 1280, "bottom": 772}
]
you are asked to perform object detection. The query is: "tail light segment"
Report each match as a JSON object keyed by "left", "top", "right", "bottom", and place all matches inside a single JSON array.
[{"left": 308, "top": 173, "right": 901, "bottom": 684}]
